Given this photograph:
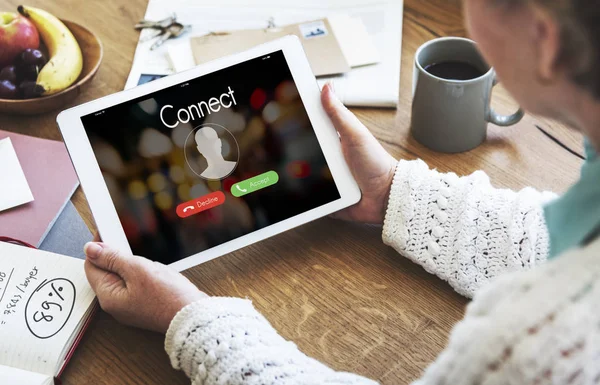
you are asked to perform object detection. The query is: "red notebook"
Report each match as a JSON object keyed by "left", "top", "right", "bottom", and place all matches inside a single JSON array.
[{"left": 0, "top": 131, "right": 79, "bottom": 246}]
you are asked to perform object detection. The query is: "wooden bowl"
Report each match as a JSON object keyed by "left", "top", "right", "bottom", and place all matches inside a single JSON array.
[{"left": 0, "top": 20, "right": 103, "bottom": 115}]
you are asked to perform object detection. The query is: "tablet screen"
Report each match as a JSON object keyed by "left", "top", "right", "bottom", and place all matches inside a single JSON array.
[{"left": 80, "top": 50, "right": 341, "bottom": 264}]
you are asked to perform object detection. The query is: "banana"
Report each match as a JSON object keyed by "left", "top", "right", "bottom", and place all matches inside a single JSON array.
[{"left": 17, "top": 5, "right": 82, "bottom": 95}]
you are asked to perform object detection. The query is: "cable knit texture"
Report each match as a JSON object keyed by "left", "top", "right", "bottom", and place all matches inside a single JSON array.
[
  {"left": 413, "top": 241, "right": 600, "bottom": 385},
  {"left": 165, "top": 297, "right": 377, "bottom": 385},
  {"left": 383, "top": 159, "right": 556, "bottom": 297},
  {"left": 164, "top": 159, "right": 600, "bottom": 385}
]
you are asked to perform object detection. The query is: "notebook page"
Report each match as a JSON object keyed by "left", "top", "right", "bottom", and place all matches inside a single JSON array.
[
  {"left": 0, "top": 365, "right": 52, "bottom": 385},
  {"left": 0, "top": 242, "right": 95, "bottom": 376}
]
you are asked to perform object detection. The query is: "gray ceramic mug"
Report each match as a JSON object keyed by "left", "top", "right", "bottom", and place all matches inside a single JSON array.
[{"left": 411, "top": 37, "right": 524, "bottom": 153}]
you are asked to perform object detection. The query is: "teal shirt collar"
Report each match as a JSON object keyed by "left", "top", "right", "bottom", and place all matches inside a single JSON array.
[{"left": 544, "top": 139, "right": 600, "bottom": 258}]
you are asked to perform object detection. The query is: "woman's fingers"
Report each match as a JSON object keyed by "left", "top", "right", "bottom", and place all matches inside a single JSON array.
[
  {"left": 82, "top": 242, "right": 208, "bottom": 333},
  {"left": 84, "top": 259, "right": 125, "bottom": 296},
  {"left": 84, "top": 242, "right": 139, "bottom": 280},
  {"left": 320, "top": 82, "right": 398, "bottom": 224}
]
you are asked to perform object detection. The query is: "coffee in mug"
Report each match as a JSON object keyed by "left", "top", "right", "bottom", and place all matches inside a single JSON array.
[
  {"left": 411, "top": 37, "right": 524, "bottom": 153},
  {"left": 424, "top": 61, "right": 484, "bottom": 81}
]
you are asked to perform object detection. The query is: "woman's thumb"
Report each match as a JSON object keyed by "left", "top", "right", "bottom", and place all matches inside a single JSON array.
[
  {"left": 84, "top": 242, "right": 135, "bottom": 279},
  {"left": 321, "top": 83, "right": 370, "bottom": 141}
]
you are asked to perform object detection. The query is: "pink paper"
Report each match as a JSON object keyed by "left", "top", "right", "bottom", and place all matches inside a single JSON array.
[{"left": 0, "top": 131, "right": 79, "bottom": 246}]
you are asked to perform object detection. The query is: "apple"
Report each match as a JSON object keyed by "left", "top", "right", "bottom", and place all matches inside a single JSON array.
[{"left": 0, "top": 12, "right": 39, "bottom": 67}]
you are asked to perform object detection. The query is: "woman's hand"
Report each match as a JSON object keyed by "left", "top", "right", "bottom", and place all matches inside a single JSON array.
[
  {"left": 84, "top": 241, "right": 207, "bottom": 333},
  {"left": 321, "top": 83, "right": 397, "bottom": 224}
]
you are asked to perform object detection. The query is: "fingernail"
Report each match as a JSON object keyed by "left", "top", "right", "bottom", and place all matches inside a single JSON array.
[
  {"left": 84, "top": 242, "right": 103, "bottom": 259},
  {"left": 327, "top": 82, "right": 336, "bottom": 96}
]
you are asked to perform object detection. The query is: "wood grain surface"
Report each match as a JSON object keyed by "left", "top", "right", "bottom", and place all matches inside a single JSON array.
[{"left": 0, "top": 0, "right": 584, "bottom": 384}]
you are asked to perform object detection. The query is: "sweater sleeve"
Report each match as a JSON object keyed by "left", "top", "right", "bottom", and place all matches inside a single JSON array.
[
  {"left": 383, "top": 159, "right": 557, "bottom": 298},
  {"left": 165, "top": 297, "right": 379, "bottom": 385},
  {"left": 412, "top": 243, "right": 600, "bottom": 385}
]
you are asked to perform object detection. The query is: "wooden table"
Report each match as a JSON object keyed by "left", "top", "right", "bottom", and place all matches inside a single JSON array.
[{"left": 0, "top": 0, "right": 584, "bottom": 384}]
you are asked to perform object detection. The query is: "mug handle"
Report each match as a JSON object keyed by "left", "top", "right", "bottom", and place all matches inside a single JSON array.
[{"left": 487, "top": 73, "right": 525, "bottom": 126}]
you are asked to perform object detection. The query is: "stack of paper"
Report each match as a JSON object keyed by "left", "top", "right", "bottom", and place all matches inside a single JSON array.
[
  {"left": 0, "top": 131, "right": 92, "bottom": 256},
  {"left": 125, "top": 0, "right": 404, "bottom": 108},
  {"left": 190, "top": 18, "right": 355, "bottom": 77}
]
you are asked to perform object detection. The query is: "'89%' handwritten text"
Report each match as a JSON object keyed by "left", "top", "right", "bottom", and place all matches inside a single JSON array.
[{"left": 25, "top": 278, "right": 76, "bottom": 339}]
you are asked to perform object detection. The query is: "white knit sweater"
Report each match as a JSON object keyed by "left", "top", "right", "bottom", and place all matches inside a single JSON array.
[{"left": 165, "top": 159, "right": 600, "bottom": 384}]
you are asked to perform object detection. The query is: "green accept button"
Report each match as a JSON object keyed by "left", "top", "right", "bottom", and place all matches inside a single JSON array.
[{"left": 231, "top": 171, "right": 279, "bottom": 197}]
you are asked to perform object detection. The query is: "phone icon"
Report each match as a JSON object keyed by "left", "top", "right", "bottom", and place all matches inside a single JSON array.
[
  {"left": 235, "top": 184, "right": 248, "bottom": 193},
  {"left": 176, "top": 191, "right": 226, "bottom": 218}
]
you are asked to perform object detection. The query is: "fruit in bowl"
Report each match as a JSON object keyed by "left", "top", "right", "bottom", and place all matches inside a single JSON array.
[
  {"left": 0, "top": 48, "right": 46, "bottom": 98},
  {"left": 0, "top": 7, "right": 102, "bottom": 115},
  {"left": 0, "top": 79, "right": 18, "bottom": 99},
  {"left": 0, "top": 6, "right": 83, "bottom": 101},
  {"left": 0, "top": 12, "right": 39, "bottom": 67}
]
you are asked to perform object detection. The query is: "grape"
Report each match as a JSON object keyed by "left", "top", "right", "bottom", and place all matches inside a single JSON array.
[
  {"left": 0, "top": 66, "right": 17, "bottom": 84},
  {"left": 16, "top": 48, "right": 47, "bottom": 67},
  {"left": 0, "top": 80, "right": 19, "bottom": 99},
  {"left": 19, "top": 81, "right": 44, "bottom": 99},
  {"left": 18, "top": 65, "right": 40, "bottom": 82}
]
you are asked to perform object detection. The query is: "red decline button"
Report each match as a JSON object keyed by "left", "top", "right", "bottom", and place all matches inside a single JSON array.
[{"left": 176, "top": 191, "right": 226, "bottom": 218}]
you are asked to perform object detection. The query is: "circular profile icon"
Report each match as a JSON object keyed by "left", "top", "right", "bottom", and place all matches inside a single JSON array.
[{"left": 184, "top": 123, "right": 240, "bottom": 180}]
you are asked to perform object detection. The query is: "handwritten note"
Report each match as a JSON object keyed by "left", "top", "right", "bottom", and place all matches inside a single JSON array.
[
  {"left": 25, "top": 278, "right": 77, "bottom": 339},
  {"left": 0, "top": 269, "right": 11, "bottom": 325},
  {"left": 2, "top": 267, "right": 38, "bottom": 319},
  {"left": 0, "top": 242, "right": 94, "bottom": 377}
]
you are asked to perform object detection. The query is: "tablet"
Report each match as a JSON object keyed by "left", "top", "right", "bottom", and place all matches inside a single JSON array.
[{"left": 57, "top": 36, "right": 360, "bottom": 271}]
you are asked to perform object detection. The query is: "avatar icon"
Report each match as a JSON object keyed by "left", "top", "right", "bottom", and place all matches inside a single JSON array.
[{"left": 195, "top": 126, "right": 237, "bottom": 179}]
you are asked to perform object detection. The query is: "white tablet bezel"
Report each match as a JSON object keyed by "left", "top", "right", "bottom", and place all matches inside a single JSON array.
[{"left": 57, "top": 36, "right": 361, "bottom": 272}]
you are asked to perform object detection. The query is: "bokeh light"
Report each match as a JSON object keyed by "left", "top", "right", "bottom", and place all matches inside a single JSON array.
[
  {"left": 205, "top": 109, "right": 246, "bottom": 133},
  {"left": 207, "top": 179, "right": 221, "bottom": 191},
  {"left": 228, "top": 112, "right": 246, "bottom": 132},
  {"left": 138, "top": 98, "right": 159, "bottom": 115},
  {"left": 171, "top": 123, "right": 193, "bottom": 148},
  {"left": 222, "top": 177, "right": 238, "bottom": 193},
  {"left": 177, "top": 184, "right": 191, "bottom": 201},
  {"left": 183, "top": 162, "right": 196, "bottom": 177},
  {"left": 139, "top": 128, "right": 173, "bottom": 158},
  {"left": 287, "top": 160, "right": 311, "bottom": 179},
  {"left": 128, "top": 180, "right": 148, "bottom": 200},
  {"left": 262, "top": 101, "right": 281, "bottom": 123},
  {"left": 275, "top": 81, "right": 299, "bottom": 104},
  {"left": 154, "top": 191, "right": 173, "bottom": 210},
  {"left": 147, "top": 172, "right": 167, "bottom": 193},
  {"left": 95, "top": 140, "right": 125, "bottom": 176},
  {"left": 250, "top": 88, "right": 267, "bottom": 110},
  {"left": 190, "top": 183, "right": 209, "bottom": 198},
  {"left": 169, "top": 165, "right": 185, "bottom": 184}
]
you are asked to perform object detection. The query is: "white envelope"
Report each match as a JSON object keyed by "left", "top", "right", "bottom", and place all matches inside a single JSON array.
[
  {"left": 328, "top": 14, "right": 380, "bottom": 68},
  {"left": 0, "top": 137, "right": 34, "bottom": 212}
]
